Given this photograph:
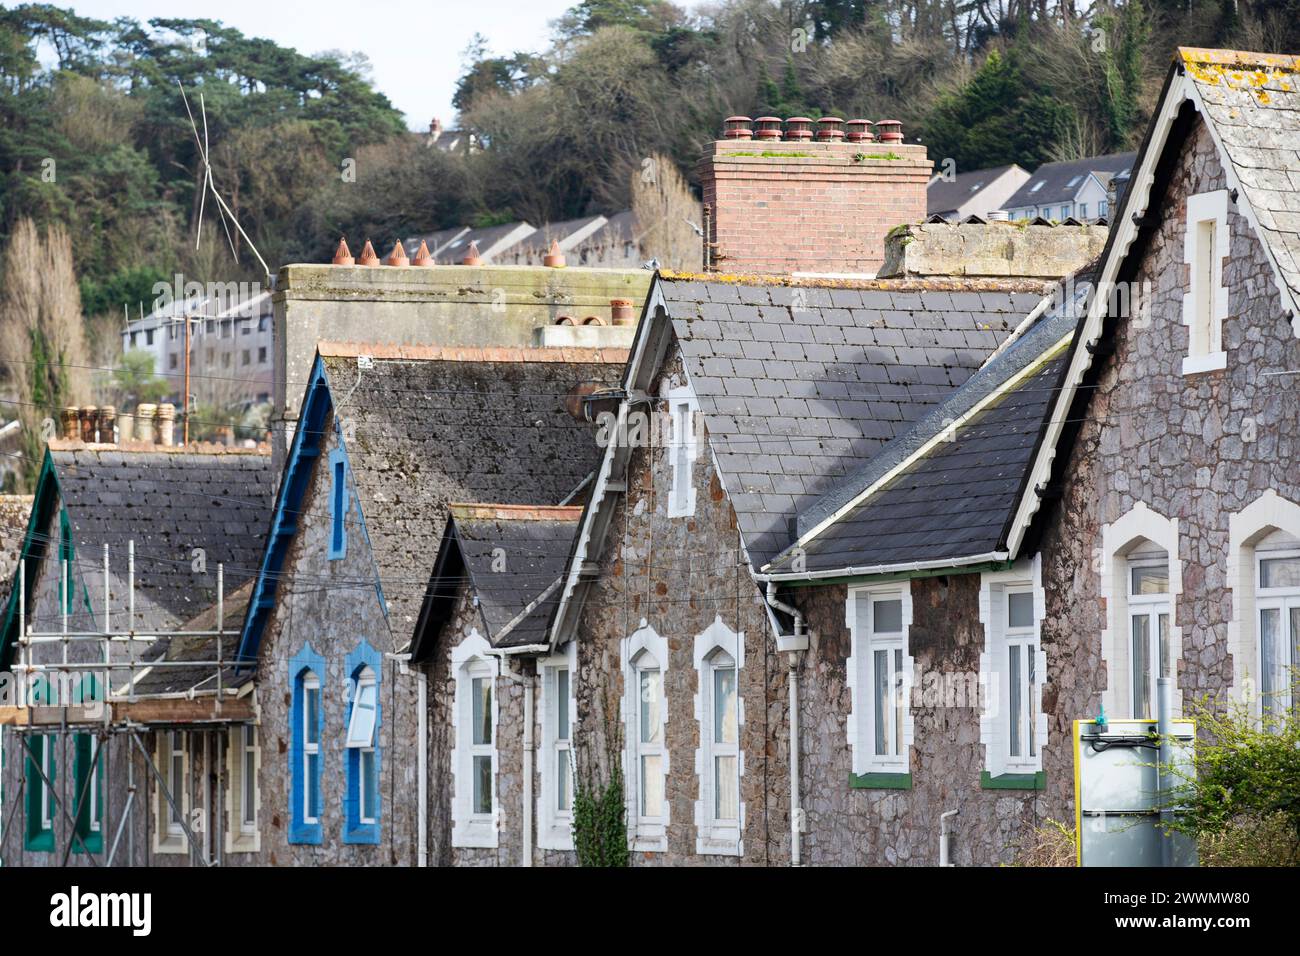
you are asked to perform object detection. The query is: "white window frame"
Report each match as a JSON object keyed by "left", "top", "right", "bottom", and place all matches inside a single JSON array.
[
  {"left": 979, "top": 559, "right": 1048, "bottom": 778},
  {"left": 665, "top": 385, "right": 699, "bottom": 518},
  {"left": 302, "top": 674, "right": 321, "bottom": 826},
  {"left": 1181, "top": 189, "right": 1229, "bottom": 375},
  {"left": 1127, "top": 555, "right": 1172, "bottom": 720},
  {"left": 451, "top": 630, "right": 498, "bottom": 849},
  {"left": 1255, "top": 547, "right": 1300, "bottom": 723},
  {"left": 621, "top": 620, "right": 669, "bottom": 851},
  {"left": 40, "top": 735, "right": 54, "bottom": 832},
  {"left": 847, "top": 584, "right": 914, "bottom": 776},
  {"left": 1099, "top": 502, "right": 1183, "bottom": 718},
  {"left": 537, "top": 641, "right": 577, "bottom": 852},
  {"left": 693, "top": 616, "right": 743, "bottom": 856},
  {"left": 153, "top": 731, "right": 189, "bottom": 855},
  {"left": 225, "top": 724, "right": 261, "bottom": 853},
  {"left": 346, "top": 667, "right": 379, "bottom": 825},
  {"left": 1226, "top": 491, "right": 1300, "bottom": 720}
]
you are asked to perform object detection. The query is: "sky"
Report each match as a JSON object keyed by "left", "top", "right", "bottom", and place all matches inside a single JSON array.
[{"left": 68, "top": 0, "right": 584, "bottom": 129}]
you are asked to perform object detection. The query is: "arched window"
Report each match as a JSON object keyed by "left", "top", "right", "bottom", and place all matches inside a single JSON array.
[
  {"left": 693, "top": 616, "right": 743, "bottom": 855},
  {"left": 344, "top": 640, "right": 381, "bottom": 844},
  {"left": 451, "top": 631, "right": 498, "bottom": 849},
  {"left": 1099, "top": 503, "right": 1183, "bottom": 718},
  {"left": 622, "top": 621, "right": 668, "bottom": 851},
  {"left": 289, "top": 643, "right": 325, "bottom": 845},
  {"left": 538, "top": 641, "right": 576, "bottom": 852}
]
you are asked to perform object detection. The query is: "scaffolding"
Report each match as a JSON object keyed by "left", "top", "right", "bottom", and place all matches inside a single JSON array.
[{"left": 0, "top": 541, "right": 252, "bottom": 866}]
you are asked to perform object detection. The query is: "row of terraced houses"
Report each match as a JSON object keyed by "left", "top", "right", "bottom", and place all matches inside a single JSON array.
[{"left": 1, "top": 48, "right": 1298, "bottom": 867}]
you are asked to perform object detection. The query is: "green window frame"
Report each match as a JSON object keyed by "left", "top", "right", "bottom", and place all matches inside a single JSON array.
[{"left": 24, "top": 735, "right": 55, "bottom": 852}]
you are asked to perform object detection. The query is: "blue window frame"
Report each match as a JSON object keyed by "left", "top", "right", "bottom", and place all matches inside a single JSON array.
[
  {"left": 343, "top": 640, "right": 382, "bottom": 844},
  {"left": 289, "top": 644, "right": 326, "bottom": 844},
  {"left": 328, "top": 446, "right": 348, "bottom": 560}
]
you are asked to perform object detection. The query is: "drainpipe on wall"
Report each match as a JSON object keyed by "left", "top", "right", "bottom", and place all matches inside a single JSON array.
[
  {"left": 765, "top": 582, "right": 808, "bottom": 867},
  {"left": 939, "top": 808, "right": 959, "bottom": 866},
  {"left": 417, "top": 668, "right": 428, "bottom": 867},
  {"left": 496, "top": 658, "right": 534, "bottom": 867}
]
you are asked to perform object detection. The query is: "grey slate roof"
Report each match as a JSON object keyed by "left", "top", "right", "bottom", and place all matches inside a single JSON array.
[
  {"left": 445, "top": 505, "right": 581, "bottom": 649},
  {"left": 1182, "top": 48, "right": 1300, "bottom": 312},
  {"left": 927, "top": 164, "right": 1022, "bottom": 218},
  {"left": 766, "top": 275, "right": 1089, "bottom": 574},
  {"left": 54, "top": 447, "right": 273, "bottom": 632},
  {"left": 320, "top": 349, "right": 624, "bottom": 640},
  {"left": 1004, "top": 152, "right": 1137, "bottom": 209},
  {"left": 659, "top": 275, "right": 1049, "bottom": 568},
  {"left": 130, "top": 580, "right": 253, "bottom": 695}
]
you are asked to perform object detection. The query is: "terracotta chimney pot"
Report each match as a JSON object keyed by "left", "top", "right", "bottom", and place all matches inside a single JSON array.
[
  {"left": 784, "top": 117, "right": 814, "bottom": 141},
  {"left": 461, "top": 240, "right": 482, "bottom": 266},
  {"left": 98, "top": 405, "right": 116, "bottom": 445},
  {"left": 610, "top": 298, "right": 635, "bottom": 326},
  {"left": 332, "top": 237, "right": 355, "bottom": 265},
  {"left": 412, "top": 240, "right": 435, "bottom": 266},
  {"left": 358, "top": 240, "right": 380, "bottom": 266},
  {"left": 753, "top": 116, "right": 783, "bottom": 141},
  {"left": 61, "top": 406, "right": 80, "bottom": 441},
  {"left": 543, "top": 239, "right": 566, "bottom": 268},
  {"left": 723, "top": 116, "right": 753, "bottom": 140},
  {"left": 136, "top": 404, "right": 157, "bottom": 443},
  {"left": 845, "top": 119, "right": 874, "bottom": 143},
  {"left": 875, "top": 120, "right": 903, "bottom": 143},
  {"left": 815, "top": 117, "right": 845, "bottom": 142},
  {"left": 385, "top": 240, "right": 409, "bottom": 266},
  {"left": 117, "top": 411, "right": 134, "bottom": 443},
  {"left": 156, "top": 403, "right": 175, "bottom": 447},
  {"left": 80, "top": 405, "right": 98, "bottom": 444}
]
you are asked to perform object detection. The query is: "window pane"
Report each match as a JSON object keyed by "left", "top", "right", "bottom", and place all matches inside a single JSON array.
[
  {"left": 639, "top": 669, "right": 661, "bottom": 744},
  {"left": 1159, "top": 613, "right": 1171, "bottom": 680},
  {"left": 1260, "top": 607, "right": 1280, "bottom": 709},
  {"left": 873, "top": 599, "right": 902, "bottom": 633},
  {"left": 873, "top": 648, "right": 890, "bottom": 755},
  {"left": 557, "top": 749, "right": 571, "bottom": 812},
  {"left": 347, "top": 680, "right": 377, "bottom": 748},
  {"left": 362, "top": 750, "right": 378, "bottom": 821},
  {"left": 1009, "top": 644, "right": 1022, "bottom": 758},
  {"left": 243, "top": 743, "right": 256, "bottom": 826},
  {"left": 1291, "top": 607, "right": 1300, "bottom": 712},
  {"left": 715, "top": 755, "right": 738, "bottom": 820},
  {"left": 307, "top": 752, "right": 320, "bottom": 820},
  {"left": 1028, "top": 648, "right": 1038, "bottom": 758},
  {"left": 640, "top": 754, "right": 663, "bottom": 817},
  {"left": 556, "top": 669, "right": 570, "bottom": 740},
  {"left": 713, "top": 666, "right": 737, "bottom": 744},
  {"left": 472, "top": 677, "right": 491, "bottom": 746},
  {"left": 1131, "top": 564, "right": 1169, "bottom": 595},
  {"left": 1007, "top": 592, "right": 1034, "bottom": 629},
  {"left": 1261, "top": 557, "right": 1300, "bottom": 589},
  {"left": 1132, "top": 614, "right": 1151, "bottom": 716},
  {"left": 473, "top": 754, "right": 492, "bottom": 814},
  {"left": 893, "top": 648, "right": 905, "bottom": 757},
  {"left": 305, "top": 686, "right": 319, "bottom": 745}
]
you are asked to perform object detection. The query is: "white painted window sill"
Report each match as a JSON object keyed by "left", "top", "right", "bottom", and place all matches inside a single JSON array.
[{"left": 1182, "top": 351, "right": 1226, "bottom": 375}]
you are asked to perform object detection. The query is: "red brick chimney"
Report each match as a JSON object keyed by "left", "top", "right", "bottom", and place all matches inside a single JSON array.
[{"left": 698, "top": 117, "right": 931, "bottom": 275}]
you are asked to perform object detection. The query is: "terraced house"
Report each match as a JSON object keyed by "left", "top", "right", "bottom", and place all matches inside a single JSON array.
[{"left": 4, "top": 44, "right": 1298, "bottom": 869}]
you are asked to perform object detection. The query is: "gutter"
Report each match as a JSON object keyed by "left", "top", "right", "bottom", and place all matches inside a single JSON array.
[{"left": 756, "top": 550, "right": 1010, "bottom": 585}]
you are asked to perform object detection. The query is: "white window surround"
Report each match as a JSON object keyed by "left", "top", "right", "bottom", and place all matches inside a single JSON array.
[
  {"left": 225, "top": 724, "right": 261, "bottom": 854},
  {"left": 978, "top": 558, "right": 1049, "bottom": 778},
  {"left": 846, "top": 583, "right": 915, "bottom": 776},
  {"left": 153, "top": 731, "right": 189, "bottom": 855},
  {"left": 1099, "top": 502, "right": 1184, "bottom": 717},
  {"left": 692, "top": 615, "right": 744, "bottom": 856},
  {"left": 1181, "top": 189, "right": 1229, "bottom": 375},
  {"left": 665, "top": 384, "right": 699, "bottom": 519},
  {"left": 451, "top": 630, "right": 499, "bottom": 849},
  {"left": 620, "top": 619, "right": 669, "bottom": 851},
  {"left": 537, "top": 641, "right": 577, "bottom": 852},
  {"left": 1227, "top": 490, "right": 1300, "bottom": 718}
]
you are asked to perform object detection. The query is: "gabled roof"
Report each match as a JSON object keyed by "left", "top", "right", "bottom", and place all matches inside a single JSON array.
[
  {"left": 999, "top": 48, "right": 1300, "bottom": 562},
  {"left": 764, "top": 277, "right": 1088, "bottom": 578},
  {"left": 239, "top": 346, "right": 626, "bottom": 664},
  {"left": 1003, "top": 152, "right": 1137, "bottom": 210},
  {"left": 129, "top": 579, "right": 254, "bottom": 696},
  {"left": 659, "top": 274, "right": 1049, "bottom": 567},
  {"left": 412, "top": 504, "right": 581, "bottom": 658},
  {"left": 926, "top": 164, "right": 1026, "bottom": 218},
  {"left": 1, "top": 445, "right": 273, "bottom": 666},
  {"left": 432, "top": 221, "right": 537, "bottom": 264}
]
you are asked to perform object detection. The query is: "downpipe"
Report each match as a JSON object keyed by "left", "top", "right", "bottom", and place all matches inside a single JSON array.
[
  {"left": 939, "top": 808, "right": 959, "bottom": 867},
  {"left": 766, "top": 582, "right": 807, "bottom": 867}
]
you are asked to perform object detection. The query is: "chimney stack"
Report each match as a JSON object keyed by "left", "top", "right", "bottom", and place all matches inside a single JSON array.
[{"left": 698, "top": 115, "right": 931, "bottom": 275}]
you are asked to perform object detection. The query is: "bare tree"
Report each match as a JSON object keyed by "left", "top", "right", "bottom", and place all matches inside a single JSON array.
[{"left": 632, "top": 152, "right": 703, "bottom": 271}]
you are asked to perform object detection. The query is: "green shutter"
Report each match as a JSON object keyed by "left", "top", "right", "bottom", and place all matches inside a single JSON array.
[
  {"left": 72, "top": 734, "right": 103, "bottom": 854},
  {"left": 24, "top": 736, "right": 54, "bottom": 853}
]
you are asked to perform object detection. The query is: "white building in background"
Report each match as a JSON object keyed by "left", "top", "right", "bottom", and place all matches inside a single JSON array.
[{"left": 1000, "top": 152, "right": 1137, "bottom": 222}]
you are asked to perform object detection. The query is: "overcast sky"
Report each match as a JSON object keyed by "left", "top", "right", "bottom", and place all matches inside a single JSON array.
[{"left": 69, "top": 0, "right": 585, "bottom": 129}]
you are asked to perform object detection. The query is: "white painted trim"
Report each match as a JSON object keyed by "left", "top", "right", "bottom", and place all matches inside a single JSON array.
[
  {"left": 620, "top": 619, "right": 669, "bottom": 851},
  {"left": 1098, "top": 502, "right": 1183, "bottom": 718},
  {"left": 451, "top": 629, "right": 500, "bottom": 849},
  {"left": 846, "top": 583, "right": 915, "bottom": 775},
  {"left": 1182, "top": 188, "right": 1230, "bottom": 375},
  {"left": 692, "top": 615, "right": 744, "bottom": 857},
  {"left": 1226, "top": 490, "right": 1300, "bottom": 715},
  {"left": 224, "top": 724, "right": 261, "bottom": 854},
  {"left": 152, "top": 730, "right": 190, "bottom": 856},
  {"left": 536, "top": 641, "right": 577, "bottom": 852},
  {"left": 665, "top": 383, "right": 700, "bottom": 519},
  {"left": 978, "top": 557, "right": 1048, "bottom": 777}
]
